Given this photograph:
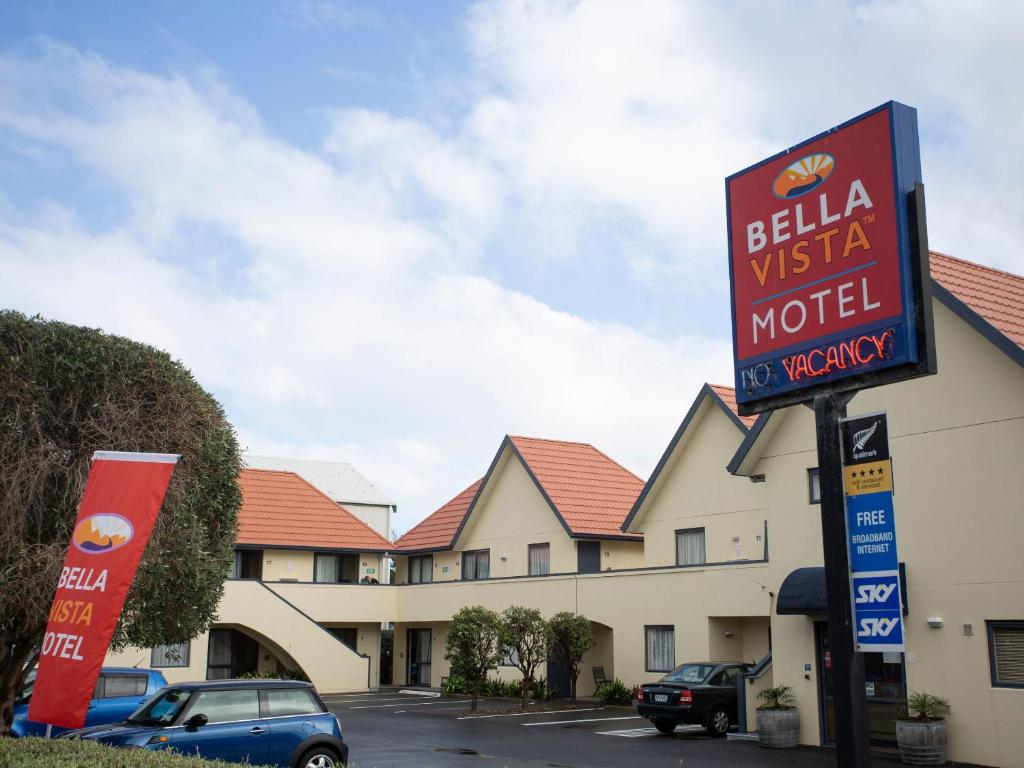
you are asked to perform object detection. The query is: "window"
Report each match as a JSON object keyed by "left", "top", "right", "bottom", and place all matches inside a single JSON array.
[
  {"left": 100, "top": 674, "right": 148, "bottom": 698},
  {"left": 263, "top": 688, "right": 321, "bottom": 717},
  {"left": 461, "top": 549, "right": 490, "bottom": 580},
  {"left": 645, "top": 626, "right": 675, "bottom": 672},
  {"left": 988, "top": 621, "right": 1024, "bottom": 688},
  {"left": 314, "top": 553, "right": 359, "bottom": 583},
  {"left": 188, "top": 689, "right": 260, "bottom": 724},
  {"left": 152, "top": 641, "right": 190, "bottom": 668},
  {"left": 808, "top": 468, "right": 821, "bottom": 504},
  {"left": 675, "top": 528, "right": 706, "bottom": 566},
  {"left": 230, "top": 549, "right": 262, "bottom": 580},
  {"left": 528, "top": 543, "right": 550, "bottom": 576},
  {"left": 500, "top": 645, "right": 520, "bottom": 667},
  {"left": 409, "top": 555, "right": 433, "bottom": 584}
]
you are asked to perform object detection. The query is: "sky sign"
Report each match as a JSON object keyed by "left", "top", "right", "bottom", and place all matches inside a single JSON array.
[
  {"left": 841, "top": 413, "right": 904, "bottom": 652},
  {"left": 727, "top": 102, "right": 930, "bottom": 414},
  {"left": 28, "top": 452, "right": 178, "bottom": 729}
]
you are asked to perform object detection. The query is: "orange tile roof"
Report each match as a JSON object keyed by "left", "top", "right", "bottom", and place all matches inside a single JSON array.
[
  {"left": 709, "top": 384, "right": 758, "bottom": 429},
  {"left": 509, "top": 436, "right": 644, "bottom": 539},
  {"left": 931, "top": 251, "right": 1024, "bottom": 350},
  {"left": 236, "top": 469, "right": 392, "bottom": 552},
  {"left": 394, "top": 480, "right": 481, "bottom": 552}
]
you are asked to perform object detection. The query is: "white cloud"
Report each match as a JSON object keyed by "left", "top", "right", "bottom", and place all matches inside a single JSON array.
[{"left": 1, "top": 1, "right": 1021, "bottom": 532}]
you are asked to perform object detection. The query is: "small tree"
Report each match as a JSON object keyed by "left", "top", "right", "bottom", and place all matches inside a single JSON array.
[
  {"left": 548, "top": 611, "right": 594, "bottom": 704},
  {"left": 444, "top": 606, "right": 500, "bottom": 712},
  {"left": 0, "top": 312, "right": 242, "bottom": 735},
  {"left": 499, "top": 606, "right": 551, "bottom": 709}
]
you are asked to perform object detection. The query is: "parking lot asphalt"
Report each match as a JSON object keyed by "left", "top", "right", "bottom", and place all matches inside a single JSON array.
[{"left": 323, "top": 690, "right": 908, "bottom": 768}]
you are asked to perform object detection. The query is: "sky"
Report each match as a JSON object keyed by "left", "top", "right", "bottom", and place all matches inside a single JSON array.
[{"left": 1, "top": 0, "right": 1022, "bottom": 535}]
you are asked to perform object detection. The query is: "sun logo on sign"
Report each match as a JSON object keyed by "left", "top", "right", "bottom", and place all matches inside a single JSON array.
[
  {"left": 772, "top": 153, "right": 835, "bottom": 199},
  {"left": 72, "top": 513, "right": 134, "bottom": 555}
]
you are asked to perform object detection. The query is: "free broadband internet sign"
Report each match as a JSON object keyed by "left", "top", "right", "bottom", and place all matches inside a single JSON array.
[{"left": 726, "top": 102, "right": 935, "bottom": 414}]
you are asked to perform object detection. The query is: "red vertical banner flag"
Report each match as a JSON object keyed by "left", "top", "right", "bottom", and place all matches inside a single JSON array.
[{"left": 28, "top": 451, "right": 179, "bottom": 729}]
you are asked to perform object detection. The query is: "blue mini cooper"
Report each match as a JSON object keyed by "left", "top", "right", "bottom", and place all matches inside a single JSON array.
[{"left": 62, "top": 679, "right": 347, "bottom": 768}]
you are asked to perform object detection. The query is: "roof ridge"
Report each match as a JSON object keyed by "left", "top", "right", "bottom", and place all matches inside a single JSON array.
[
  {"left": 931, "top": 250, "right": 1024, "bottom": 284},
  {"left": 508, "top": 434, "right": 595, "bottom": 448}
]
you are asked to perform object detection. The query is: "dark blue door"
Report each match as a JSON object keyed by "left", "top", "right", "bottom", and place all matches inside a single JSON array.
[{"left": 170, "top": 689, "right": 268, "bottom": 764}]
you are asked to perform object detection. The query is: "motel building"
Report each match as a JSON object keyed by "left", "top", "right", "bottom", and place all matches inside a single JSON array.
[{"left": 106, "top": 252, "right": 1024, "bottom": 768}]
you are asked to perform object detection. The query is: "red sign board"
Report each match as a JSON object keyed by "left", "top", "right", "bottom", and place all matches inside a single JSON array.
[
  {"left": 28, "top": 451, "right": 178, "bottom": 729},
  {"left": 726, "top": 102, "right": 931, "bottom": 413}
]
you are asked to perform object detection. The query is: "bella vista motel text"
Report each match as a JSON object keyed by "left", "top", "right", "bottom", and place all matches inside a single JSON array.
[{"left": 108, "top": 252, "right": 1024, "bottom": 768}]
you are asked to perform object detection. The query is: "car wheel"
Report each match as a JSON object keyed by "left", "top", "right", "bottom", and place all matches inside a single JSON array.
[
  {"left": 301, "top": 746, "right": 342, "bottom": 768},
  {"left": 654, "top": 718, "right": 677, "bottom": 734},
  {"left": 706, "top": 706, "right": 730, "bottom": 737}
]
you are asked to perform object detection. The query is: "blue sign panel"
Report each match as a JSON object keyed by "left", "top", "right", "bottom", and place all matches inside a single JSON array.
[
  {"left": 852, "top": 572, "right": 904, "bottom": 650},
  {"left": 845, "top": 491, "right": 898, "bottom": 573}
]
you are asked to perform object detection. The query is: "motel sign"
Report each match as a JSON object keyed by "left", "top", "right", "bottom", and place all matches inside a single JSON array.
[{"left": 726, "top": 102, "right": 934, "bottom": 414}]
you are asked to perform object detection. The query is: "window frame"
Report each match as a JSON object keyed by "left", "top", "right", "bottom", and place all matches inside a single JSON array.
[
  {"left": 409, "top": 554, "right": 433, "bottom": 584},
  {"left": 461, "top": 549, "right": 490, "bottom": 581},
  {"left": 987, "top": 620, "right": 1024, "bottom": 689},
  {"left": 151, "top": 641, "right": 191, "bottom": 669},
  {"left": 259, "top": 687, "right": 323, "bottom": 718},
  {"left": 645, "top": 625, "right": 676, "bottom": 673},
  {"left": 675, "top": 527, "right": 706, "bottom": 566},
  {"left": 808, "top": 467, "right": 821, "bottom": 504},
  {"left": 313, "top": 552, "right": 340, "bottom": 583},
  {"left": 183, "top": 687, "right": 261, "bottom": 725},
  {"left": 528, "top": 543, "right": 551, "bottom": 576},
  {"left": 232, "top": 549, "right": 263, "bottom": 580}
]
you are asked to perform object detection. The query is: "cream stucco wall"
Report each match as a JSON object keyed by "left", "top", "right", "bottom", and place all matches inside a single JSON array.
[
  {"left": 455, "top": 449, "right": 578, "bottom": 577},
  {"left": 752, "top": 301, "right": 1024, "bottom": 766},
  {"left": 260, "top": 549, "right": 385, "bottom": 584},
  {"left": 629, "top": 400, "right": 766, "bottom": 567}
]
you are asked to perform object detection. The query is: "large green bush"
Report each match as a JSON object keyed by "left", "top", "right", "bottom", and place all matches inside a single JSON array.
[
  {"left": 0, "top": 737, "right": 273, "bottom": 767},
  {"left": 597, "top": 679, "right": 632, "bottom": 706}
]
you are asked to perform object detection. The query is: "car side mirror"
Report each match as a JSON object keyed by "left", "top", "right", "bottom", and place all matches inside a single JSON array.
[{"left": 185, "top": 713, "right": 208, "bottom": 731}]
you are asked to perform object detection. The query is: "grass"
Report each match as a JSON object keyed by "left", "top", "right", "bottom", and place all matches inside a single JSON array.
[{"left": 0, "top": 737, "right": 275, "bottom": 767}]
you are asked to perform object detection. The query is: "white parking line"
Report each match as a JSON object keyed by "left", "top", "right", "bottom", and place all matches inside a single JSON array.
[
  {"left": 522, "top": 715, "right": 643, "bottom": 727},
  {"left": 330, "top": 697, "right": 427, "bottom": 705},
  {"left": 351, "top": 699, "right": 471, "bottom": 709},
  {"left": 597, "top": 727, "right": 660, "bottom": 738},
  {"left": 457, "top": 708, "right": 602, "bottom": 720}
]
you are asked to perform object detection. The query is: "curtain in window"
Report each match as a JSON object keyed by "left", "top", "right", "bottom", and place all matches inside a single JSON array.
[
  {"left": 410, "top": 556, "right": 432, "bottom": 584},
  {"left": 315, "top": 555, "right": 338, "bottom": 583},
  {"left": 152, "top": 642, "right": 189, "bottom": 667},
  {"left": 463, "top": 550, "right": 489, "bottom": 580},
  {"left": 676, "top": 529, "right": 706, "bottom": 565},
  {"left": 646, "top": 627, "right": 675, "bottom": 672},
  {"left": 476, "top": 550, "right": 489, "bottom": 579},
  {"left": 529, "top": 544, "right": 550, "bottom": 576}
]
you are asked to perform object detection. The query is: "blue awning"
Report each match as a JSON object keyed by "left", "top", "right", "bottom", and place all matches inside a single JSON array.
[{"left": 776, "top": 567, "right": 827, "bottom": 615}]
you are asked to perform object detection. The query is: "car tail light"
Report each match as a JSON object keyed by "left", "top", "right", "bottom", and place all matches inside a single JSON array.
[
  {"left": 636, "top": 688, "right": 644, "bottom": 703},
  {"left": 679, "top": 689, "right": 693, "bottom": 705}
]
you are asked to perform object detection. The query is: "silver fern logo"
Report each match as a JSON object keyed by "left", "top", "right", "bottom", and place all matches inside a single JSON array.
[{"left": 853, "top": 421, "right": 879, "bottom": 452}]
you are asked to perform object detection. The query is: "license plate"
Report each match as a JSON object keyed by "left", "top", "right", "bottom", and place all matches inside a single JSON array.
[{"left": 654, "top": 694, "right": 668, "bottom": 703}]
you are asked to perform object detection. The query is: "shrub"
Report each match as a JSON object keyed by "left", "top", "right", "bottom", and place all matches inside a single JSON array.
[
  {"left": 442, "top": 675, "right": 467, "bottom": 695},
  {"left": 757, "top": 684, "right": 796, "bottom": 710},
  {"left": 902, "top": 691, "right": 950, "bottom": 721},
  {"left": 0, "top": 737, "right": 274, "bottom": 767},
  {"left": 597, "top": 679, "right": 632, "bottom": 706},
  {"left": 444, "top": 605, "right": 501, "bottom": 712},
  {"left": 236, "top": 668, "right": 310, "bottom": 682},
  {"left": 530, "top": 676, "right": 552, "bottom": 701}
]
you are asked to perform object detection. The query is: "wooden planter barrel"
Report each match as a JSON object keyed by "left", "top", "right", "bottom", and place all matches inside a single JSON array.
[
  {"left": 896, "top": 719, "right": 948, "bottom": 765},
  {"left": 756, "top": 708, "right": 800, "bottom": 748}
]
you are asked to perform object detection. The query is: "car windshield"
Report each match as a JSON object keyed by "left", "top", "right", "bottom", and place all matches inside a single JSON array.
[
  {"left": 126, "top": 689, "right": 191, "bottom": 726},
  {"left": 660, "top": 664, "right": 717, "bottom": 684}
]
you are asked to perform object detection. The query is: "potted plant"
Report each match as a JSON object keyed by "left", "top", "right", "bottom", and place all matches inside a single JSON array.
[
  {"left": 897, "top": 691, "right": 950, "bottom": 765},
  {"left": 755, "top": 685, "right": 799, "bottom": 748}
]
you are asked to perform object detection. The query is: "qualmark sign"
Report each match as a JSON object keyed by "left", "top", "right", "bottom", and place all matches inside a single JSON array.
[{"left": 727, "top": 102, "right": 930, "bottom": 413}]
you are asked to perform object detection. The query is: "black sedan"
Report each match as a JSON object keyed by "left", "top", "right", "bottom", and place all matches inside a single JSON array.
[{"left": 636, "top": 662, "right": 749, "bottom": 736}]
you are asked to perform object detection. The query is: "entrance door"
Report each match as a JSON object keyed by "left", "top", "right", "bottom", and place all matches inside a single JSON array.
[
  {"left": 577, "top": 541, "right": 601, "bottom": 573},
  {"left": 814, "top": 622, "right": 906, "bottom": 746},
  {"left": 407, "top": 629, "right": 432, "bottom": 686},
  {"left": 206, "top": 629, "right": 259, "bottom": 680},
  {"left": 547, "top": 656, "right": 572, "bottom": 699}
]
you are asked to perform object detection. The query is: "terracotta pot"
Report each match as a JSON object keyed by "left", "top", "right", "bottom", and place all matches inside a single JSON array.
[
  {"left": 896, "top": 719, "right": 948, "bottom": 765},
  {"left": 756, "top": 707, "right": 800, "bottom": 748}
]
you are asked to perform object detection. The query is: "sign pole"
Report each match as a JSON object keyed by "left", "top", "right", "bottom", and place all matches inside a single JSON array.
[{"left": 814, "top": 392, "right": 871, "bottom": 767}]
